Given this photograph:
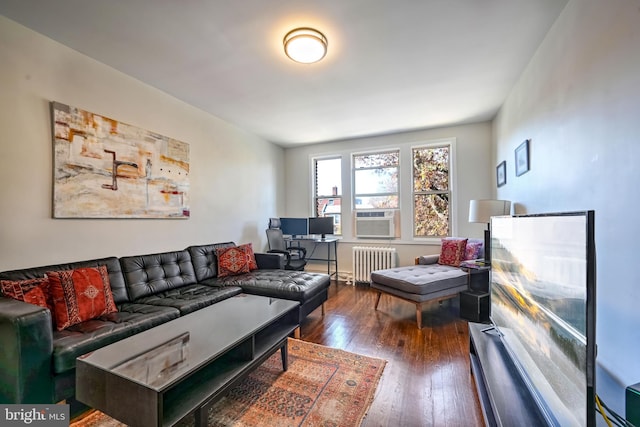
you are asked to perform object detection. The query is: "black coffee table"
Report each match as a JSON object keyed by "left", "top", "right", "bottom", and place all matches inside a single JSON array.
[{"left": 76, "top": 294, "right": 299, "bottom": 427}]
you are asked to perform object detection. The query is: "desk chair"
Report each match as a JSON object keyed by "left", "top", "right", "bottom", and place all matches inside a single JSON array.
[{"left": 266, "top": 218, "right": 307, "bottom": 271}]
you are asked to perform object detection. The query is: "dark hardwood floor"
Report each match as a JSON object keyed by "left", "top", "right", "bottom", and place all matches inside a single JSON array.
[{"left": 299, "top": 281, "right": 485, "bottom": 427}]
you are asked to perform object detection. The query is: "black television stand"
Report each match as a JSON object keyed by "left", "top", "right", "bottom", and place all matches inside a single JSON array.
[{"left": 469, "top": 322, "right": 549, "bottom": 426}]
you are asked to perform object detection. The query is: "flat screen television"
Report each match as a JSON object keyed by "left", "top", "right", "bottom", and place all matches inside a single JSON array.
[
  {"left": 308, "top": 216, "right": 334, "bottom": 239},
  {"left": 279, "top": 217, "right": 308, "bottom": 238},
  {"left": 490, "top": 211, "right": 596, "bottom": 427}
]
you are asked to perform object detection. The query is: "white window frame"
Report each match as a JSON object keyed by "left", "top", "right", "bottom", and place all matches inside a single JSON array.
[
  {"left": 352, "top": 149, "right": 400, "bottom": 211},
  {"left": 411, "top": 142, "right": 454, "bottom": 239},
  {"left": 309, "top": 137, "right": 457, "bottom": 243}
]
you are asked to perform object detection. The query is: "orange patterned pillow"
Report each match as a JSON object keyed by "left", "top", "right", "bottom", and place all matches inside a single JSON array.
[
  {"left": 0, "top": 277, "right": 52, "bottom": 311},
  {"left": 216, "top": 244, "right": 258, "bottom": 277},
  {"left": 47, "top": 265, "right": 117, "bottom": 331},
  {"left": 438, "top": 238, "right": 468, "bottom": 267},
  {"left": 242, "top": 243, "right": 259, "bottom": 271}
]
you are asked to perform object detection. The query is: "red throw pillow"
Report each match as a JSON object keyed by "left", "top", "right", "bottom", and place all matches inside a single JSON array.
[
  {"left": 0, "top": 277, "right": 52, "bottom": 311},
  {"left": 216, "top": 244, "right": 258, "bottom": 277},
  {"left": 47, "top": 265, "right": 118, "bottom": 331},
  {"left": 438, "top": 238, "right": 468, "bottom": 267},
  {"left": 242, "top": 243, "right": 259, "bottom": 271}
]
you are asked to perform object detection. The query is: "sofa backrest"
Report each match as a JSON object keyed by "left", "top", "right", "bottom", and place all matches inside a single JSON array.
[
  {"left": 187, "top": 242, "right": 236, "bottom": 282},
  {"left": 119, "top": 250, "right": 197, "bottom": 301},
  {"left": 0, "top": 257, "right": 130, "bottom": 305}
]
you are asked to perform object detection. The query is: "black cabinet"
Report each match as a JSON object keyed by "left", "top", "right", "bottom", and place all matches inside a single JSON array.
[
  {"left": 466, "top": 266, "right": 489, "bottom": 292},
  {"left": 460, "top": 290, "right": 489, "bottom": 322}
]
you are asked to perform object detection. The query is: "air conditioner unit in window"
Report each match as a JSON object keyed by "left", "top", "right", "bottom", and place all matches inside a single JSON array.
[{"left": 355, "top": 210, "right": 395, "bottom": 238}]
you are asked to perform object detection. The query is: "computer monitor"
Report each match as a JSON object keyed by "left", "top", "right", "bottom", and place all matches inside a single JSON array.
[
  {"left": 308, "top": 216, "right": 334, "bottom": 239},
  {"left": 279, "top": 217, "right": 308, "bottom": 238}
]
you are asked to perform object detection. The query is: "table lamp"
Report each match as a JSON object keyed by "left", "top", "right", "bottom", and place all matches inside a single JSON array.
[{"left": 469, "top": 199, "right": 511, "bottom": 264}]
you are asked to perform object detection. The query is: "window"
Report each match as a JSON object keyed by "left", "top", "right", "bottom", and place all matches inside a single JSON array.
[
  {"left": 353, "top": 150, "right": 399, "bottom": 210},
  {"left": 314, "top": 157, "right": 342, "bottom": 234},
  {"left": 412, "top": 144, "right": 450, "bottom": 237},
  {"left": 311, "top": 138, "right": 455, "bottom": 241}
]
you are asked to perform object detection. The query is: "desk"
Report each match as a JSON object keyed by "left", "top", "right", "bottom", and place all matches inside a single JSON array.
[{"left": 287, "top": 237, "right": 338, "bottom": 278}]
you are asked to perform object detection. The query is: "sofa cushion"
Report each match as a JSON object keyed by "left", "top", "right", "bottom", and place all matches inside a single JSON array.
[
  {"left": 120, "top": 250, "right": 198, "bottom": 301},
  {"left": 1, "top": 277, "right": 51, "bottom": 311},
  {"left": 371, "top": 265, "right": 467, "bottom": 295},
  {"left": 438, "top": 238, "right": 468, "bottom": 266},
  {"left": 47, "top": 266, "right": 118, "bottom": 331},
  {"left": 132, "top": 284, "right": 242, "bottom": 315},
  {"left": 202, "top": 270, "right": 330, "bottom": 302},
  {"left": 52, "top": 303, "right": 180, "bottom": 374}
]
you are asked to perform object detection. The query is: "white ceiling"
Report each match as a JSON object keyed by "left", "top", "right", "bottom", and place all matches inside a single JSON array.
[{"left": 0, "top": 1, "right": 567, "bottom": 147}]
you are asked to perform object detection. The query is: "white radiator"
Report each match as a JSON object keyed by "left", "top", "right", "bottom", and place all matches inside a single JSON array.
[{"left": 352, "top": 246, "right": 397, "bottom": 283}]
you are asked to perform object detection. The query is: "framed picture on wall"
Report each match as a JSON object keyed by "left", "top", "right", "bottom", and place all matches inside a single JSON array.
[
  {"left": 496, "top": 161, "right": 507, "bottom": 187},
  {"left": 515, "top": 139, "right": 531, "bottom": 176}
]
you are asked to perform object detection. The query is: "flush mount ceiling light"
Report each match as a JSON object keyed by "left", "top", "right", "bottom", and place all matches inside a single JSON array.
[{"left": 283, "top": 27, "right": 327, "bottom": 64}]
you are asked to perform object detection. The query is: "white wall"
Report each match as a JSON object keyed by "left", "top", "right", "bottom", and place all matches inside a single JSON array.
[
  {"left": 493, "top": 0, "right": 640, "bottom": 406},
  {"left": 284, "top": 122, "right": 493, "bottom": 273},
  {"left": 0, "top": 16, "right": 285, "bottom": 270}
]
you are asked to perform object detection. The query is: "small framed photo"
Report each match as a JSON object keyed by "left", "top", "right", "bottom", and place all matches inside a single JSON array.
[
  {"left": 515, "top": 139, "right": 530, "bottom": 176},
  {"left": 496, "top": 161, "right": 506, "bottom": 187}
]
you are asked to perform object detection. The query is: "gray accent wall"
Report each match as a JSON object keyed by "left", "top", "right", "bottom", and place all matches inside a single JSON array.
[{"left": 493, "top": 0, "right": 640, "bottom": 407}]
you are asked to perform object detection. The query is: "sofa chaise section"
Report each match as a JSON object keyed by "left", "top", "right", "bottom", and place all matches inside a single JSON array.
[{"left": 187, "top": 243, "right": 331, "bottom": 323}]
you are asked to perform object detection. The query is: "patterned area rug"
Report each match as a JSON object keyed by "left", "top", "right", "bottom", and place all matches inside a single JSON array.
[{"left": 70, "top": 338, "right": 386, "bottom": 427}]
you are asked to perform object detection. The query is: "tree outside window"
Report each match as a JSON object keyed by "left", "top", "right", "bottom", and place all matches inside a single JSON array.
[
  {"left": 353, "top": 151, "right": 399, "bottom": 210},
  {"left": 314, "top": 157, "right": 342, "bottom": 235},
  {"left": 413, "top": 145, "right": 450, "bottom": 237}
]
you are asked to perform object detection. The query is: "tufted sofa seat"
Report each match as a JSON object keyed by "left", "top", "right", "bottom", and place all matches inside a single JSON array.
[
  {"left": 0, "top": 242, "right": 331, "bottom": 407},
  {"left": 120, "top": 249, "right": 244, "bottom": 315},
  {"left": 370, "top": 253, "right": 472, "bottom": 329}
]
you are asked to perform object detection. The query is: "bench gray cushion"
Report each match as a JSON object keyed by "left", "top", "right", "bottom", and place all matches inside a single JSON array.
[
  {"left": 370, "top": 265, "right": 467, "bottom": 295},
  {"left": 371, "top": 281, "right": 469, "bottom": 303}
]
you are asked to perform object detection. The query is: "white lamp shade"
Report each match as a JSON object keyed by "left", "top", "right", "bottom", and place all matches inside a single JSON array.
[
  {"left": 469, "top": 199, "right": 511, "bottom": 223},
  {"left": 283, "top": 28, "right": 327, "bottom": 64}
]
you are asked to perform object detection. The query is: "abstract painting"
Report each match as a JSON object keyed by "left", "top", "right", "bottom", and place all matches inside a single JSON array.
[{"left": 51, "top": 102, "right": 190, "bottom": 218}]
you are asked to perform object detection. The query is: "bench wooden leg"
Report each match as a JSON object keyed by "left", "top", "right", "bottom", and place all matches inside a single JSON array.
[
  {"left": 415, "top": 304, "right": 423, "bottom": 329},
  {"left": 294, "top": 327, "right": 301, "bottom": 339},
  {"left": 374, "top": 292, "right": 382, "bottom": 310},
  {"left": 321, "top": 302, "right": 325, "bottom": 315}
]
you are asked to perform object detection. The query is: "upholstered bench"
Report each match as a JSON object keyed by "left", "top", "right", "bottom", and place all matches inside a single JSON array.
[{"left": 370, "top": 238, "right": 482, "bottom": 328}]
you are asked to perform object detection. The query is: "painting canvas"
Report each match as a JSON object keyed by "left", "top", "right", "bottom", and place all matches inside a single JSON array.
[{"left": 52, "top": 102, "right": 190, "bottom": 218}]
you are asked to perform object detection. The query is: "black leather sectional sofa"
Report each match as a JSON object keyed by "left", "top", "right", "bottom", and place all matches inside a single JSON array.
[{"left": 0, "top": 242, "right": 331, "bottom": 406}]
